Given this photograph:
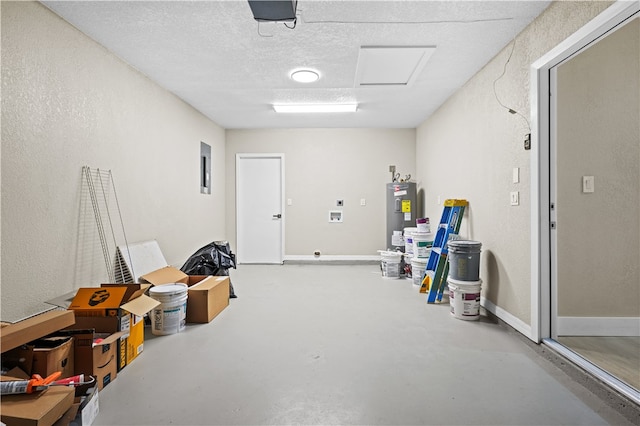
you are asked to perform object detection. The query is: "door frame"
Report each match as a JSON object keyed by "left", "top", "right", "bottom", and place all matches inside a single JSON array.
[
  {"left": 530, "top": 3, "right": 639, "bottom": 403},
  {"left": 235, "top": 153, "right": 285, "bottom": 264},
  {"left": 530, "top": 0, "right": 638, "bottom": 344}
]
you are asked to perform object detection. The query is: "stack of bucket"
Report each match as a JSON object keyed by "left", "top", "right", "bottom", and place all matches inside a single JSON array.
[
  {"left": 446, "top": 240, "right": 482, "bottom": 320},
  {"left": 409, "top": 219, "right": 433, "bottom": 288},
  {"left": 403, "top": 227, "right": 417, "bottom": 257}
]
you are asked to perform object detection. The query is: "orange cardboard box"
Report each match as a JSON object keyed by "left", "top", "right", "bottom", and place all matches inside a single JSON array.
[{"left": 68, "top": 285, "right": 160, "bottom": 371}]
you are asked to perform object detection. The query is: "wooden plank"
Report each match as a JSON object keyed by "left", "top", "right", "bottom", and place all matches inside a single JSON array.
[{"left": 1, "top": 310, "right": 75, "bottom": 353}]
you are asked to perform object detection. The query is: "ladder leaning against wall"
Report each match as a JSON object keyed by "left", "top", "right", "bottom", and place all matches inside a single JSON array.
[{"left": 420, "top": 199, "right": 468, "bottom": 303}]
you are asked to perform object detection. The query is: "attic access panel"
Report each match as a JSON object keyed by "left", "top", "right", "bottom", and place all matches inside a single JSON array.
[
  {"left": 248, "top": 0, "right": 297, "bottom": 22},
  {"left": 355, "top": 46, "right": 436, "bottom": 86}
]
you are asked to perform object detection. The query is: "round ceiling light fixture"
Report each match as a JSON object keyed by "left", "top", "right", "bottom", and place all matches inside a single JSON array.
[{"left": 290, "top": 69, "right": 320, "bottom": 83}]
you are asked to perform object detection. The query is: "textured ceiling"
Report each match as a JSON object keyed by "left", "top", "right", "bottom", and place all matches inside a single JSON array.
[{"left": 41, "top": 1, "right": 551, "bottom": 129}]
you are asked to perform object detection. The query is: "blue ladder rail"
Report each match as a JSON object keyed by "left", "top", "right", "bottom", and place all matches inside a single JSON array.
[{"left": 421, "top": 199, "right": 468, "bottom": 303}]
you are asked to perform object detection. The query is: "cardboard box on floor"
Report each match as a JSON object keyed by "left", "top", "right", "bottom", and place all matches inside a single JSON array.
[
  {"left": 67, "top": 284, "right": 160, "bottom": 371},
  {"left": 100, "top": 283, "right": 160, "bottom": 368},
  {"left": 186, "top": 276, "right": 230, "bottom": 323},
  {"left": 4, "top": 335, "right": 75, "bottom": 378},
  {"left": 58, "top": 328, "right": 124, "bottom": 391},
  {"left": 140, "top": 266, "right": 229, "bottom": 323},
  {"left": 31, "top": 336, "right": 75, "bottom": 379}
]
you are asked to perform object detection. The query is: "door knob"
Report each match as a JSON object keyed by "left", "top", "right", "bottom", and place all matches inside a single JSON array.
[{"left": 272, "top": 214, "right": 282, "bottom": 219}]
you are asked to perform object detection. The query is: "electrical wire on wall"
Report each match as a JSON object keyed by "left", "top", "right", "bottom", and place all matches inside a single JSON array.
[
  {"left": 298, "top": 8, "right": 513, "bottom": 26},
  {"left": 256, "top": 18, "right": 296, "bottom": 37},
  {"left": 493, "top": 39, "right": 531, "bottom": 133},
  {"left": 258, "top": 8, "right": 512, "bottom": 37}
]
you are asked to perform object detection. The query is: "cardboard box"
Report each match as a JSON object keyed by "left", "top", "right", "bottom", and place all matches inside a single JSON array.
[
  {"left": 100, "top": 284, "right": 157, "bottom": 369},
  {"left": 70, "top": 381, "right": 99, "bottom": 426},
  {"left": 67, "top": 284, "right": 160, "bottom": 371},
  {"left": 140, "top": 266, "right": 209, "bottom": 287},
  {"left": 58, "top": 329, "right": 124, "bottom": 391},
  {"left": 186, "top": 276, "right": 230, "bottom": 323},
  {"left": 66, "top": 314, "right": 134, "bottom": 373},
  {"left": 126, "top": 313, "right": 145, "bottom": 364},
  {"left": 0, "top": 311, "right": 75, "bottom": 353},
  {"left": 140, "top": 267, "right": 229, "bottom": 323},
  {"left": 1, "top": 385, "right": 75, "bottom": 426},
  {"left": 31, "top": 336, "right": 75, "bottom": 379}
]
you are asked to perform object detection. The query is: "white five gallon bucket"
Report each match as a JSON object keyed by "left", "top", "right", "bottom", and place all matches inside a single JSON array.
[
  {"left": 404, "top": 227, "right": 417, "bottom": 256},
  {"left": 149, "top": 283, "right": 188, "bottom": 335},
  {"left": 391, "top": 230, "right": 404, "bottom": 247},
  {"left": 380, "top": 251, "right": 402, "bottom": 279},
  {"left": 447, "top": 277, "right": 482, "bottom": 320},
  {"left": 412, "top": 232, "right": 433, "bottom": 259},
  {"left": 411, "top": 257, "right": 428, "bottom": 288}
]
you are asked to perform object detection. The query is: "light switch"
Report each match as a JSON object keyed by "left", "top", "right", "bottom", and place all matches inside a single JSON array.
[
  {"left": 513, "top": 167, "right": 520, "bottom": 183},
  {"left": 582, "top": 176, "right": 594, "bottom": 193},
  {"left": 287, "top": 198, "right": 293, "bottom": 206},
  {"left": 360, "top": 198, "right": 366, "bottom": 206}
]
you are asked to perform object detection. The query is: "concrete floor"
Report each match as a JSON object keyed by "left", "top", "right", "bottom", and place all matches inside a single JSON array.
[{"left": 94, "top": 264, "right": 634, "bottom": 425}]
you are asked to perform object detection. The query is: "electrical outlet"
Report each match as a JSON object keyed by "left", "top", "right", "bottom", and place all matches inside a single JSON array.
[
  {"left": 510, "top": 191, "right": 519, "bottom": 206},
  {"left": 360, "top": 198, "right": 366, "bottom": 206}
]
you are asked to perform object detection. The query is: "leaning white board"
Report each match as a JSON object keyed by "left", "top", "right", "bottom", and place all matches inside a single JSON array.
[{"left": 114, "top": 240, "right": 167, "bottom": 283}]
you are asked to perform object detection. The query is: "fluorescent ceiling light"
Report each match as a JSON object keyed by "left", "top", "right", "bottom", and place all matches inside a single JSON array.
[
  {"left": 290, "top": 69, "right": 319, "bottom": 83},
  {"left": 273, "top": 104, "right": 358, "bottom": 113}
]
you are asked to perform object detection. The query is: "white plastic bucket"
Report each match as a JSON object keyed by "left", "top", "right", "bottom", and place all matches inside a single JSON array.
[
  {"left": 149, "top": 283, "right": 188, "bottom": 335},
  {"left": 391, "top": 230, "right": 404, "bottom": 247},
  {"left": 411, "top": 257, "right": 428, "bottom": 288},
  {"left": 412, "top": 232, "right": 433, "bottom": 259},
  {"left": 404, "top": 227, "right": 417, "bottom": 256},
  {"left": 447, "top": 277, "right": 482, "bottom": 321},
  {"left": 416, "top": 218, "right": 430, "bottom": 233},
  {"left": 380, "top": 251, "right": 402, "bottom": 279}
]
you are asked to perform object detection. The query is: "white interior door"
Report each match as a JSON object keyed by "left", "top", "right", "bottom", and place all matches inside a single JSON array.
[{"left": 236, "top": 154, "right": 284, "bottom": 264}]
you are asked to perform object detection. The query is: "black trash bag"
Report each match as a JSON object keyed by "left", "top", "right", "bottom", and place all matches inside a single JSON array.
[{"left": 180, "top": 241, "right": 237, "bottom": 298}]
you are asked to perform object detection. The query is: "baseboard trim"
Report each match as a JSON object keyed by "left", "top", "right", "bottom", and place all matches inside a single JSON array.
[
  {"left": 557, "top": 316, "right": 640, "bottom": 336},
  {"left": 284, "top": 255, "right": 380, "bottom": 264},
  {"left": 482, "top": 297, "right": 534, "bottom": 341}
]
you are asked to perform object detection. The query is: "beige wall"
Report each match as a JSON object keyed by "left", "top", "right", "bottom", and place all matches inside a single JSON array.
[
  {"left": 415, "top": 1, "right": 614, "bottom": 326},
  {"left": 1, "top": 2, "right": 226, "bottom": 321},
  {"left": 225, "top": 129, "right": 416, "bottom": 258},
  {"left": 556, "top": 18, "right": 639, "bottom": 318}
]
